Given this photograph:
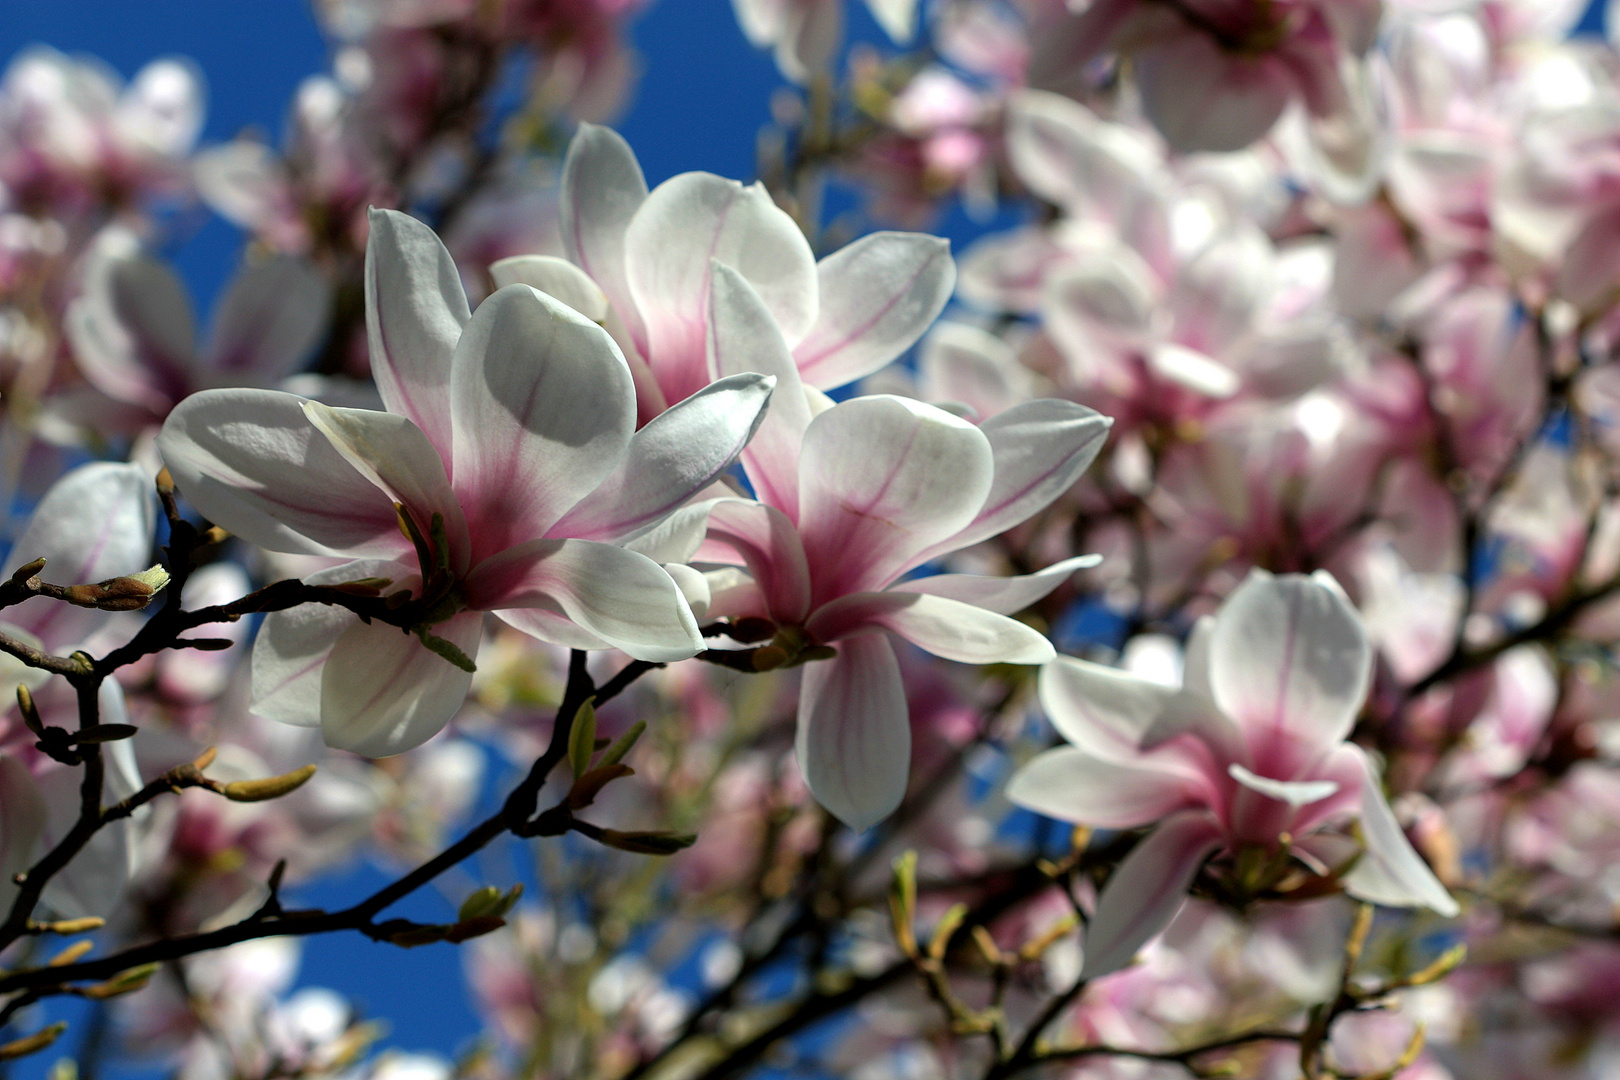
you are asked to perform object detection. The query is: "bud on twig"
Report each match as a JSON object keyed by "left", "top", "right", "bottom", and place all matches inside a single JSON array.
[
  {"left": 81, "top": 962, "right": 159, "bottom": 999},
  {"left": 568, "top": 699, "right": 598, "bottom": 779},
  {"left": 592, "top": 829, "right": 697, "bottom": 855},
  {"left": 0, "top": 1022, "right": 66, "bottom": 1061},
  {"left": 219, "top": 764, "right": 317, "bottom": 803}
]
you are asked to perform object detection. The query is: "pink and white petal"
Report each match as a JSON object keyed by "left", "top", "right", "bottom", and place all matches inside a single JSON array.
[
  {"left": 698, "top": 499, "right": 813, "bottom": 624},
  {"left": 1341, "top": 746, "right": 1459, "bottom": 916},
  {"left": 622, "top": 499, "right": 723, "bottom": 565},
  {"left": 494, "top": 606, "right": 613, "bottom": 652},
  {"left": 924, "top": 400, "right": 1110, "bottom": 559},
  {"left": 806, "top": 591, "right": 1053, "bottom": 664},
  {"left": 796, "top": 632, "right": 909, "bottom": 830},
  {"left": 708, "top": 262, "right": 809, "bottom": 517},
  {"left": 205, "top": 254, "right": 332, "bottom": 380},
  {"left": 792, "top": 232, "right": 955, "bottom": 390},
  {"left": 551, "top": 371, "right": 774, "bottom": 545},
  {"left": 364, "top": 208, "right": 472, "bottom": 457},
  {"left": 1006, "top": 747, "right": 1200, "bottom": 830},
  {"left": 1040, "top": 654, "right": 1183, "bottom": 755},
  {"left": 797, "top": 396, "right": 993, "bottom": 599},
  {"left": 890, "top": 554, "right": 1099, "bottom": 615},
  {"left": 449, "top": 284, "right": 635, "bottom": 557},
  {"left": 1207, "top": 570, "right": 1371, "bottom": 750},
  {"left": 776, "top": 0, "right": 843, "bottom": 83},
  {"left": 67, "top": 241, "right": 196, "bottom": 412},
  {"left": 490, "top": 255, "right": 610, "bottom": 322},
  {"left": 301, "top": 401, "right": 469, "bottom": 573},
  {"left": 560, "top": 123, "right": 649, "bottom": 348},
  {"left": 624, "top": 172, "right": 817, "bottom": 402},
  {"left": 1005, "top": 90, "right": 1164, "bottom": 219},
  {"left": 466, "top": 538, "right": 702, "bottom": 662},
  {"left": 1080, "top": 810, "right": 1226, "bottom": 979},
  {"left": 1134, "top": 35, "right": 1292, "bottom": 154},
  {"left": 251, "top": 558, "right": 411, "bottom": 727},
  {"left": 158, "top": 388, "right": 408, "bottom": 558},
  {"left": 0, "top": 755, "right": 44, "bottom": 913},
  {"left": 1228, "top": 763, "right": 1339, "bottom": 807},
  {"left": 320, "top": 610, "right": 483, "bottom": 757}
]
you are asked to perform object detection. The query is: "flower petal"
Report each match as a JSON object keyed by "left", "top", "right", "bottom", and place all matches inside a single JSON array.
[
  {"left": 320, "top": 611, "right": 482, "bottom": 757},
  {"left": 551, "top": 371, "right": 774, "bottom": 544},
  {"left": 891, "top": 554, "right": 1099, "bottom": 615},
  {"left": 797, "top": 632, "right": 909, "bottom": 830},
  {"left": 1007, "top": 746, "right": 1199, "bottom": 829},
  {"left": 806, "top": 591, "right": 1054, "bottom": 664},
  {"left": 1207, "top": 569, "right": 1371, "bottom": 750},
  {"left": 1228, "top": 763, "right": 1339, "bottom": 807},
  {"left": 697, "top": 499, "right": 813, "bottom": 624},
  {"left": 364, "top": 208, "right": 472, "bottom": 457},
  {"left": 8, "top": 461, "right": 154, "bottom": 649},
  {"left": 302, "top": 401, "right": 469, "bottom": 571},
  {"left": 1081, "top": 810, "right": 1225, "bottom": 979},
  {"left": 560, "top": 122, "right": 649, "bottom": 347},
  {"left": 1134, "top": 35, "right": 1291, "bottom": 153},
  {"left": 67, "top": 237, "right": 196, "bottom": 412},
  {"left": 798, "top": 395, "right": 993, "bottom": 599},
  {"left": 466, "top": 538, "right": 702, "bottom": 662},
  {"left": 1039, "top": 653, "right": 1180, "bottom": 753},
  {"left": 449, "top": 284, "right": 635, "bottom": 556},
  {"left": 708, "top": 262, "right": 809, "bottom": 518},
  {"left": 158, "top": 388, "right": 408, "bottom": 558},
  {"left": 925, "top": 399, "right": 1111, "bottom": 558},
  {"left": 207, "top": 254, "right": 332, "bottom": 379},
  {"left": 490, "top": 254, "right": 610, "bottom": 322},
  {"left": 624, "top": 172, "right": 817, "bottom": 403},
  {"left": 1341, "top": 746, "right": 1459, "bottom": 916},
  {"left": 792, "top": 232, "right": 955, "bottom": 390}
]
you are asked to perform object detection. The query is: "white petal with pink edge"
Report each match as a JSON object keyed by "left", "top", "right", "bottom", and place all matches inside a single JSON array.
[
  {"left": 320, "top": 610, "right": 484, "bottom": 757},
  {"left": 796, "top": 632, "right": 910, "bottom": 831},
  {"left": 1340, "top": 746, "right": 1459, "bottom": 916},
  {"left": 806, "top": 591, "right": 1053, "bottom": 664},
  {"left": 890, "top": 554, "right": 1099, "bottom": 615},
  {"left": 1006, "top": 747, "right": 1201, "bottom": 830}
]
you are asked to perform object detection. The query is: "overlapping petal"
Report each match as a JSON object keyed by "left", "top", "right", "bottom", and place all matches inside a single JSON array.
[
  {"left": 805, "top": 591, "right": 1054, "bottom": 664},
  {"left": 796, "top": 632, "right": 909, "bottom": 831}
]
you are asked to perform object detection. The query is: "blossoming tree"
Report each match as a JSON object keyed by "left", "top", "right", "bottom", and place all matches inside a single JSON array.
[{"left": 1, "top": 0, "right": 1620, "bottom": 1077}]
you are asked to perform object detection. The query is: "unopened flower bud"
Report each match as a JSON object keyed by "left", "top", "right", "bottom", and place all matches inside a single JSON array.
[{"left": 219, "top": 763, "right": 317, "bottom": 802}]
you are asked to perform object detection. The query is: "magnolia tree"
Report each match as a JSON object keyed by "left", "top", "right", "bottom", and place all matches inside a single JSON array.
[{"left": 4, "top": 0, "right": 1620, "bottom": 1076}]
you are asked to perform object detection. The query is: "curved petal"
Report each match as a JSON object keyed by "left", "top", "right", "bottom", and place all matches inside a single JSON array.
[
  {"left": 708, "top": 262, "right": 809, "bottom": 518},
  {"left": 806, "top": 591, "right": 1053, "bottom": 664},
  {"left": 792, "top": 232, "right": 955, "bottom": 390},
  {"left": 320, "top": 610, "right": 483, "bottom": 757},
  {"left": 551, "top": 371, "right": 774, "bottom": 544},
  {"left": 891, "top": 554, "right": 1099, "bottom": 615},
  {"left": 697, "top": 499, "right": 813, "bottom": 624},
  {"left": 1228, "top": 763, "right": 1338, "bottom": 807},
  {"left": 624, "top": 172, "right": 817, "bottom": 404},
  {"left": 490, "top": 255, "right": 610, "bottom": 322},
  {"left": 1007, "top": 746, "right": 1199, "bottom": 829},
  {"left": 207, "top": 254, "right": 332, "bottom": 379},
  {"left": 797, "top": 396, "right": 992, "bottom": 600},
  {"left": 1340, "top": 746, "right": 1459, "bottom": 916},
  {"left": 1081, "top": 811, "right": 1226, "bottom": 979},
  {"left": 797, "top": 632, "right": 909, "bottom": 830},
  {"left": 302, "top": 402, "right": 469, "bottom": 572},
  {"left": 560, "top": 123, "right": 649, "bottom": 347},
  {"left": 251, "top": 559, "right": 411, "bottom": 728},
  {"left": 449, "top": 284, "right": 635, "bottom": 557},
  {"left": 364, "top": 208, "right": 472, "bottom": 458},
  {"left": 925, "top": 399, "right": 1111, "bottom": 559},
  {"left": 1134, "top": 35, "right": 1291, "bottom": 153},
  {"left": 1039, "top": 654, "right": 1180, "bottom": 752},
  {"left": 157, "top": 388, "right": 408, "bottom": 558},
  {"left": 466, "top": 538, "right": 702, "bottom": 662},
  {"left": 1005, "top": 90, "right": 1163, "bottom": 216},
  {"left": 1207, "top": 569, "right": 1371, "bottom": 750},
  {"left": 67, "top": 240, "right": 196, "bottom": 412},
  {"left": 8, "top": 461, "right": 154, "bottom": 649}
]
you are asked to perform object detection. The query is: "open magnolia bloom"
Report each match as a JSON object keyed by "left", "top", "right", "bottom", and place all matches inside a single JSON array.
[
  {"left": 695, "top": 265, "right": 1111, "bottom": 830},
  {"left": 158, "top": 209, "right": 774, "bottom": 757},
  {"left": 1007, "top": 569, "right": 1459, "bottom": 980},
  {"left": 498, "top": 123, "right": 954, "bottom": 424}
]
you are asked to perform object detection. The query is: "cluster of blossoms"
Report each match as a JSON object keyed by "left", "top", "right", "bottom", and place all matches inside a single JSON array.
[{"left": 6, "top": 0, "right": 1620, "bottom": 1078}]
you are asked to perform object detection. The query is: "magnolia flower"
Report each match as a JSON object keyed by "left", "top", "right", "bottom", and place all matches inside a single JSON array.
[
  {"left": 694, "top": 265, "right": 1110, "bottom": 829},
  {"left": 732, "top": 0, "right": 917, "bottom": 83},
  {"left": 1007, "top": 569, "right": 1459, "bottom": 980},
  {"left": 67, "top": 229, "right": 332, "bottom": 426},
  {"left": 502, "top": 124, "right": 954, "bottom": 424},
  {"left": 158, "top": 209, "right": 774, "bottom": 756}
]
